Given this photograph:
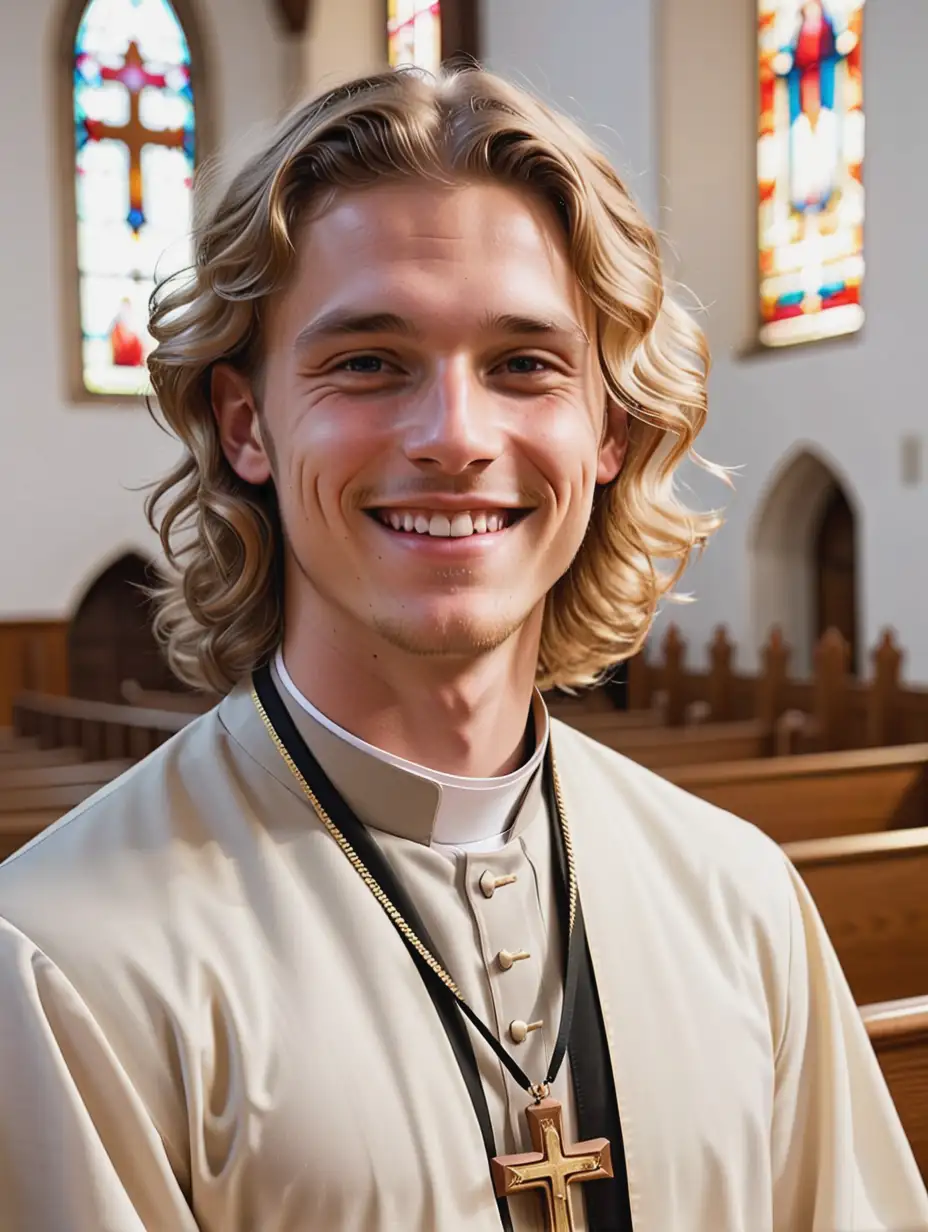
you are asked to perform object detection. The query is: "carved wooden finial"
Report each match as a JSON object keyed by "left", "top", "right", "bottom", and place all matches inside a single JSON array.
[
  {"left": 660, "top": 624, "right": 687, "bottom": 727},
  {"left": 757, "top": 625, "right": 791, "bottom": 733},
  {"left": 872, "top": 627, "right": 903, "bottom": 679},
  {"left": 867, "top": 627, "right": 903, "bottom": 747},
  {"left": 707, "top": 625, "right": 735, "bottom": 722},
  {"left": 816, "top": 627, "right": 851, "bottom": 673},
  {"left": 709, "top": 625, "right": 733, "bottom": 666},
  {"left": 813, "top": 628, "right": 850, "bottom": 751},
  {"left": 762, "top": 625, "right": 790, "bottom": 668},
  {"left": 662, "top": 623, "right": 685, "bottom": 660}
]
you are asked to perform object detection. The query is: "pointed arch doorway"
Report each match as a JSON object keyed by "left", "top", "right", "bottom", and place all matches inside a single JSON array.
[
  {"left": 68, "top": 552, "right": 179, "bottom": 702},
  {"left": 751, "top": 449, "right": 861, "bottom": 675},
  {"left": 814, "top": 484, "right": 858, "bottom": 670}
]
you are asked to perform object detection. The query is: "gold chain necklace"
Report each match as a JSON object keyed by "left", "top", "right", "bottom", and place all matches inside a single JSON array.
[
  {"left": 252, "top": 685, "right": 578, "bottom": 1005},
  {"left": 250, "top": 679, "right": 615, "bottom": 1232}
]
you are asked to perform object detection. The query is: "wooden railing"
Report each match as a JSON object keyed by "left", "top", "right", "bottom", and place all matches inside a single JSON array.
[
  {"left": 862, "top": 995, "right": 928, "bottom": 1182},
  {"left": 619, "top": 625, "right": 928, "bottom": 752},
  {"left": 12, "top": 692, "right": 192, "bottom": 761}
]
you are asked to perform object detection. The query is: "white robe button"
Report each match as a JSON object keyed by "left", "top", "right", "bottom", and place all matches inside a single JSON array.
[
  {"left": 479, "top": 870, "right": 517, "bottom": 898},
  {"left": 497, "top": 948, "right": 531, "bottom": 971},
  {"left": 509, "top": 1019, "right": 543, "bottom": 1044}
]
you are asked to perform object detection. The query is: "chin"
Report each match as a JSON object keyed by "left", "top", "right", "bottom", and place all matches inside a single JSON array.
[{"left": 371, "top": 606, "right": 529, "bottom": 660}]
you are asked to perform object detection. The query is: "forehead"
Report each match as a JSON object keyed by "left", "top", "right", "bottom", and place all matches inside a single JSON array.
[{"left": 274, "top": 180, "right": 586, "bottom": 335}]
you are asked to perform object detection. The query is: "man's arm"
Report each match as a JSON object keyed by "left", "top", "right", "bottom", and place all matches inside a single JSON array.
[
  {"left": 771, "top": 858, "right": 928, "bottom": 1231},
  {"left": 0, "top": 917, "right": 197, "bottom": 1232}
]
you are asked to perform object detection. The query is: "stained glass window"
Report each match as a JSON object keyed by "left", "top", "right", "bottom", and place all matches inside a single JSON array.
[
  {"left": 757, "top": 0, "right": 864, "bottom": 348},
  {"left": 388, "top": 0, "right": 441, "bottom": 75},
  {"left": 71, "top": 0, "right": 196, "bottom": 397}
]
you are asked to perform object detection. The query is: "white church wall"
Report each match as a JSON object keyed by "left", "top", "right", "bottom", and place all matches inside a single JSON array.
[
  {"left": 303, "top": 0, "right": 386, "bottom": 91},
  {"left": 0, "top": 0, "right": 288, "bottom": 619},
  {"left": 482, "top": 0, "right": 659, "bottom": 224},
  {"left": 661, "top": 0, "right": 928, "bottom": 682}
]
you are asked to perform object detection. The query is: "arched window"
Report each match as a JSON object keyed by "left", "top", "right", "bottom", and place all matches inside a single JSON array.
[
  {"left": 387, "top": 0, "right": 478, "bottom": 75},
  {"left": 63, "top": 0, "right": 205, "bottom": 400},
  {"left": 756, "top": 0, "right": 865, "bottom": 348}
]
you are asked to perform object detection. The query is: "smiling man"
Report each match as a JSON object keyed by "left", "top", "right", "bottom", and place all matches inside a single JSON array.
[{"left": 0, "top": 69, "right": 925, "bottom": 1232}]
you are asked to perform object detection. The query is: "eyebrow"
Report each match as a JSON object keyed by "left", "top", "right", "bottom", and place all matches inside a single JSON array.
[
  {"left": 482, "top": 313, "right": 590, "bottom": 347},
  {"left": 293, "top": 309, "right": 589, "bottom": 352},
  {"left": 293, "top": 311, "right": 419, "bottom": 352}
]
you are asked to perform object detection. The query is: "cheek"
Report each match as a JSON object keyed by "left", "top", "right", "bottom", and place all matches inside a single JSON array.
[
  {"left": 519, "top": 401, "right": 603, "bottom": 492},
  {"left": 279, "top": 412, "right": 385, "bottom": 527}
]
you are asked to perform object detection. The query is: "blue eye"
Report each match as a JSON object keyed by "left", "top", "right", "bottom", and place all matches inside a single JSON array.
[
  {"left": 341, "top": 355, "right": 385, "bottom": 373},
  {"left": 505, "top": 356, "right": 547, "bottom": 374}
]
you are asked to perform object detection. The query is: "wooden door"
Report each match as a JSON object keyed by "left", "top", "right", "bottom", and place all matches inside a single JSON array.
[
  {"left": 814, "top": 485, "right": 858, "bottom": 674},
  {"left": 68, "top": 554, "right": 179, "bottom": 702}
]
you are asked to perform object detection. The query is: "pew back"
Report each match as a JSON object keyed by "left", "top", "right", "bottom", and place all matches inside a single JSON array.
[
  {"left": 787, "top": 828, "right": 928, "bottom": 1005},
  {"left": 0, "top": 747, "right": 84, "bottom": 771},
  {"left": 669, "top": 744, "right": 928, "bottom": 844},
  {"left": 0, "top": 781, "right": 120, "bottom": 815},
  {"left": 13, "top": 692, "right": 192, "bottom": 761},
  {"left": 592, "top": 719, "right": 772, "bottom": 770},
  {"left": 863, "top": 996, "right": 928, "bottom": 1182},
  {"left": 0, "top": 759, "right": 132, "bottom": 791},
  {"left": 0, "top": 813, "right": 61, "bottom": 862}
]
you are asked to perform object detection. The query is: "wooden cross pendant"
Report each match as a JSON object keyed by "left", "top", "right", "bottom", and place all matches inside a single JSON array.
[{"left": 491, "top": 1098, "right": 613, "bottom": 1232}]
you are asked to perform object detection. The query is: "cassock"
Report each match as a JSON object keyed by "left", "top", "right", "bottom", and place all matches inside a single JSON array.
[{"left": 0, "top": 661, "right": 926, "bottom": 1232}]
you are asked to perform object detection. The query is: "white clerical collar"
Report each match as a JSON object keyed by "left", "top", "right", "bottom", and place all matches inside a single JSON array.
[{"left": 274, "top": 649, "right": 548, "bottom": 853}]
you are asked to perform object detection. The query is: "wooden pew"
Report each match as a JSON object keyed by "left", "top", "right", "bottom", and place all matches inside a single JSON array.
[
  {"left": 787, "top": 828, "right": 928, "bottom": 1006},
  {"left": 0, "top": 729, "right": 34, "bottom": 750},
  {"left": 13, "top": 692, "right": 192, "bottom": 760},
  {"left": 0, "top": 759, "right": 131, "bottom": 791},
  {"left": 863, "top": 995, "right": 928, "bottom": 1182},
  {"left": 120, "top": 680, "right": 215, "bottom": 715},
  {"left": 0, "top": 813, "right": 61, "bottom": 861},
  {"left": 554, "top": 708, "right": 664, "bottom": 734},
  {"left": 588, "top": 718, "right": 777, "bottom": 770},
  {"left": 0, "top": 781, "right": 117, "bottom": 816},
  {"left": 0, "top": 747, "right": 85, "bottom": 771},
  {"left": 0, "top": 763, "right": 135, "bottom": 863},
  {"left": 668, "top": 743, "right": 928, "bottom": 844}
]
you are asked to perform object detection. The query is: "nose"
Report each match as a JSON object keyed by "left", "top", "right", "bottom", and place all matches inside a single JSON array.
[{"left": 402, "top": 356, "right": 503, "bottom": 474}]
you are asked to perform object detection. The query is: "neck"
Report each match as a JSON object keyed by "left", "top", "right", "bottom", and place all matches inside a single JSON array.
[{"left": 280, "top": 612, "right": 542, "bottom": 780}]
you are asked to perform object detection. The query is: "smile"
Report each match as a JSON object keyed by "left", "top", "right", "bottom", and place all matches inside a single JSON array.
[{"left": 369, "top": 508, "right": 530, "bottom": 539}]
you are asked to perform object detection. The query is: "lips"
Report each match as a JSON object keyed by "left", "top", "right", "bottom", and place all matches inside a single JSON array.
[{"left": 370, "top": 508, "right": 526, "bottom": 538}]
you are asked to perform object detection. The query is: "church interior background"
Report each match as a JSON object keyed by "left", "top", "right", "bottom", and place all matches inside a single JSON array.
[{"left": 1, "top": 0, "right": 926, "bottom": 717}]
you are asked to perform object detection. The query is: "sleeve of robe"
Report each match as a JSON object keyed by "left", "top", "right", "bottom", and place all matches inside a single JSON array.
[
  {"left": 771, "top": 857, "right": 928, "bottom": 1231},
  {"left": 0, "top": 917, "right": 198, "bottom": 1232}
]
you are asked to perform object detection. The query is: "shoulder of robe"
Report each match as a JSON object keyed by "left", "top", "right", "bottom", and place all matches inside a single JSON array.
[
  {"left": 0, "top": 679, "right": 296, "bottom": 977},
  {"left": 550, "top": 717, "right": 793, "bottom": 916}
]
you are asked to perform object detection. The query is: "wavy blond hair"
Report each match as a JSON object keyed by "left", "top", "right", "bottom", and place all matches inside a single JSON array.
[{"left": 147, "top": 65, "right": 721, "bottom": 695}]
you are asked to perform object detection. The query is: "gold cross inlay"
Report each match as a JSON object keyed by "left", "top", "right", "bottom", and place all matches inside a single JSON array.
[{"left": 491, "top": 1098, "right": 613, "bottom": 1232}]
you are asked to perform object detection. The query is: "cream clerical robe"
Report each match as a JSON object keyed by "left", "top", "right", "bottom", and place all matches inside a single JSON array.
[{"left": 0, "top": 675, "right": 926, "bottom": 1232}]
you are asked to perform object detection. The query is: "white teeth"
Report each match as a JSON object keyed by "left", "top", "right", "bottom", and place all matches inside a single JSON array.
[{"left": 378, "top": 509, "right": 516, "bottom": 535}]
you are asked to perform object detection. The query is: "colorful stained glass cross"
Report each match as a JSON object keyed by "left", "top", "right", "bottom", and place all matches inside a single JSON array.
[{"left": 83, "top": 40, "right": 188, "bottom": 233}]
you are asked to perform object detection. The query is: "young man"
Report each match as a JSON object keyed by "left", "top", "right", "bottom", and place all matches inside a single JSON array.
[{"left": 0, "top": 68, "right": 925, "bottom": 1232}]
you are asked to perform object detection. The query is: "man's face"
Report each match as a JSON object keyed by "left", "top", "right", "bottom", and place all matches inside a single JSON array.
[{"left": 216, "top": 180, "right": 625, "bottom": 662}]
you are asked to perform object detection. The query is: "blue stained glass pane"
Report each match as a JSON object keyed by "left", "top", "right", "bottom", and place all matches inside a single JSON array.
[{"left": 757, "top": 0, "right": 865, "bottom": 347}]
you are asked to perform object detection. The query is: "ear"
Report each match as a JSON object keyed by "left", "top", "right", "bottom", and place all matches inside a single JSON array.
[
  {"left": 596, "top": 401, "right": 628, "bottom": 484},
  {"left": 211, "top": 364, "right": 273, "bottom": 485}
]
